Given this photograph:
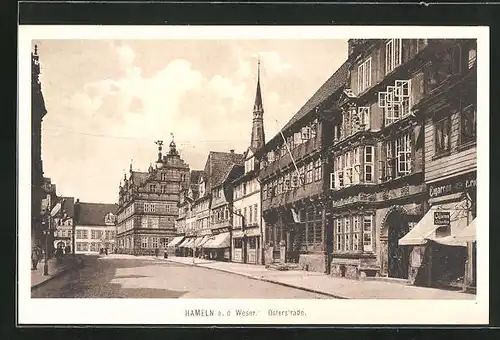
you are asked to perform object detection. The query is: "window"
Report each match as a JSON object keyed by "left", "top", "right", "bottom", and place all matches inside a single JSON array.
[
  {"left": 141, "top": 217, "right": 148, "bottom": 228},
  {"left": 234, "top": 238, "right": 243, "bottom": 248},
  {"left": 382, "top": 133, "right": 412, "bottom": 180},
  {"left": 344, "top": 216, "right": 351, "bottom": 251},
  {"left": 435, "top": 117, "right": 451, "bottom": 155},
  {"left": 358, "top": 107, "right": 371, "bottom": 130},
  {"left": 151, "top": 217, "right": 159, "bottom": 229},
  {"left": 352, "top": 148, "right": 360, "bottom": 184},
  {"left": 161, "top": 173, "right": 167, "bottom": 181},
  {"left": 329, "top": 172, "right": 336, "bottom": 190},
  {"left": 379, "top": 80, "right": 411, "bottom": 127},
  {"left": 149, "top": 184, "right": 157, "bottom": 192},
  {"left": 364, "top": 146, "right": 374, "bottom": 182},
  {"left": 301, "top": 126, "right": 311, "bottom": 141},
  {"left": 284, "top": 173, "right": 291, "bottom": 191},
  {"left": 144, "top": 203, "right": 155, "bottom": 213},
  {"left": 306, "top": 162, "right": 314, "bottom": 184},
  {"left": 335, "top": 219, "right": 342, "bottom": 251},
  {"left": 254, "top": 204, "right": 258, "bottom": 224},
  {"left": 334, "top": 155, "right": 344, "bottom": 188},
  {"left": 141, "top": 237, "right": 148, "bottom": 248},
  {"left": 468, "top": 48, "right": 477, "bottom": 69},
  {"left": 152, "top": 237, "right": 158, "bottom": 249},
  {"left": 386, "top": 38, "right": 402, "bottom": 74},
  {"left": 262, "top": 184, "right": 268, "bottom": 200},
  {"left": 249, "top": 205, "right": 253, "bottom": 224},
  {"left": 358, "top": 57, "right": 372, "bottom": 93},
  {"left": 160, "top": 185, "right": 166, "bottom": 193},
  {"left": 363, "top": 215, "right": 373, "bottom": 252},
  {"left": 461, "top": 103, "right": 476, "bottom": 145},
  {"left": 352, "top": 216, "right": 360, "bottom": 251},
  {"left": 313, "top": 158, "right": 322, "bottom": 181}
]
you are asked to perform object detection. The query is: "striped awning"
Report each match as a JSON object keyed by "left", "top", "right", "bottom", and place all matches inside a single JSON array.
[
  {"left": 178, "top": 237, "right": 195, "bottom": 248},
  {"left": 203, "top": 232, "right": 230, "bottom": 249},
  {"left": 167, "top": 236, "right": 185, "bottom": 248}
]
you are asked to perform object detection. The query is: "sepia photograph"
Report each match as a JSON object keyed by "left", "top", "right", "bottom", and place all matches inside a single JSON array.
[{"left": 18, "top": 25, "right": 489, "bottom": 325}]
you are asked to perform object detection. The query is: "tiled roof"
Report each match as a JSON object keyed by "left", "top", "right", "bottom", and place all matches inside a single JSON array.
[
  {"left": 76, "top": 202, "right": 118, "bottom": 226},
  {"left": 204, "top": 151, "right": 244, "bottom": 190},
  {"left": 266, "top": 60, "right": 350, "bottom": 148}
]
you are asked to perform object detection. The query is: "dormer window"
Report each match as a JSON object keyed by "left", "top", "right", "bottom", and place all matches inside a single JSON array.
[{"left": 378, "top": 80, "right": 412, "bottom": 127}]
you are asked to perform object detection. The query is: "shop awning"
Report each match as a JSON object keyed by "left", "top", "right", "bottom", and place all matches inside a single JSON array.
[
  {"left": 399, "top": 204, "right": 469, "bottom": 246},
  {"left": 202, "top": 232, "right": 230, "bottom": 249},
  {"left": 167, "top": 236, "right": 185, "bottom": 248},
  {"left": 194, "top": 236, "right": 210, "bottom": 248},
  {"left": 178, "top": 237, "right": 195, "bottom": 248},
  {"left": 183, "top": 238, "right": 197, "bottom": 248},
  {"left": 454, "top": 218, "right": 476, "bottom": 243}
]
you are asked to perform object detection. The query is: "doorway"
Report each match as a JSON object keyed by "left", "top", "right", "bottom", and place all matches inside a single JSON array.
[{"left": 387, "top": 211, "right": 410, "bottom": 279}]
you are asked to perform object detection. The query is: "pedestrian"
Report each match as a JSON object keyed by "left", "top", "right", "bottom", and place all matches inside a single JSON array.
[
  {"left": 105, "top": 248, "right": 108, "bottom": 255},
  {"left": 31, "top": 247, "right": 39, "bottom": 270},
  {"left": 155, "top": 248, "right": 159, "bottom": 257}
]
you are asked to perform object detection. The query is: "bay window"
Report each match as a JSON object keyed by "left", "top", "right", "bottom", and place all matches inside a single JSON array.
[
  {"left": 352, "top": 216, "right": 360, "bottom": 251},
  {"left": 301, "top": 126, "right": 311, "bottom": 141},
  {"left": 344, "top": 216, "right": 351, "bottom": 251},
  {"left": 379, "top": 80, "right": 411, "bottom": 127}
]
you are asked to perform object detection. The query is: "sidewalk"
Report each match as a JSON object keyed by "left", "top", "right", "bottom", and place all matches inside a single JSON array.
[
  {"left": 165, "top": 256, "right": 475, "bottom": 300},
  {"left": 31, "top": 255, "right": 81, "bottom": 289}
]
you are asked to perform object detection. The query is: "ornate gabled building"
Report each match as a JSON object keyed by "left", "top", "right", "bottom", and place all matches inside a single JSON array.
[
  {"left": 116, "top": 138, "right": 190, "bottom": 255},
  {"left": 256, "top": 61, "right": 350, "bottom": 273},
  {"left": 32, "top": 44, "right": 48, "bottom": 250},
  {"left": 325, "top": 39, "right": 431, "bottom": 279}
]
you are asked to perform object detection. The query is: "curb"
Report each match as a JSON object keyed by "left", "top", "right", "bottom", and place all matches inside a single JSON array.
[
  {"left": 31, "top": 258, "right": 84, "bottom": 291},
  {"left": 163, "top": 259, "right": 350, "bottom": 299}
]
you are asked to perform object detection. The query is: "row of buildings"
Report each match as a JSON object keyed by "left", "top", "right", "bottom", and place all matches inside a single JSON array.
[
  {"left": 112, "top": 38, "right": 477, "bottom": 290},
  {"left": 32, "top": 45, "right": 119, "bottom": 258}
]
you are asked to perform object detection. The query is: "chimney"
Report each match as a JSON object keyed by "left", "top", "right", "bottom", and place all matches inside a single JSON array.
[{"left": 230, "top": 149, "right": 235, "bottom": 153}]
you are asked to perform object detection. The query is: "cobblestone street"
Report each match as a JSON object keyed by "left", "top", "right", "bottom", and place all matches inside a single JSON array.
[{"left": 31, "top": 254, "right": 332, "bottom": 299}]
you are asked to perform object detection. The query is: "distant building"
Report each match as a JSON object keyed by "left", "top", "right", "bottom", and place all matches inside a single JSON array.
[
  {"left": 53, "top": 197, "right": 75, "bottom": 251},
  {"left": 74, "top": 200, "right": 118, "bottom": 254},
  {"left": 31, "top": 44, "right": 48, "bottom": 250},
  {"left": 116, "top": 139, "right": 190, "bottom": 255}
]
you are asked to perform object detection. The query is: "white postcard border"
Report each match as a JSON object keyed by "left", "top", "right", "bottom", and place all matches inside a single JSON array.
[{"left": 18, "top": 25, "right": 489, "bottom": 325}]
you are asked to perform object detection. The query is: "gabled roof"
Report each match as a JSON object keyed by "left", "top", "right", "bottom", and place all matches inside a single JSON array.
[
  {"left": 203, "top": 151, "right": 244, "bottom": 190},
  {"left": 217, "top": 163, "right": 244, "bottom": 188},
  {"left": 262, "top": 60, "right": 350, "bottom": 151},
  {"left": 189, "top": 170, "right": 204, "bottom": 185},
  {"left": 77, "top": 202, "right": 118, "bottom": 226}
]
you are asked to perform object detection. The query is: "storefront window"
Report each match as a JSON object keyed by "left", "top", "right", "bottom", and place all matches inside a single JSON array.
[{"left": 234, "top": 238, "right": 242, "bottom": 248}]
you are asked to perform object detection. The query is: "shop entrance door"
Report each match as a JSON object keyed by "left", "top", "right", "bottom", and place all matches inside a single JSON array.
[{"left": 387, "top": 211, "right": 410, "bottom": 279}]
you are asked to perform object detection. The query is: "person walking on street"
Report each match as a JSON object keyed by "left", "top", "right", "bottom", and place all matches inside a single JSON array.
[
  {"left": 154, "top": 248, "right": 159, "bottom": 258},
  {"left": 31, "top": 246, "right": 39, "bottom": 270}
]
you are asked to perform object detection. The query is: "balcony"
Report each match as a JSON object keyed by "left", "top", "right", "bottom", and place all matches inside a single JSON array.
[
  {"left": 262, "top": 180, "right": 323, "bottom": 212},
  {"left": 260, "top": 137, "right": 321, "bottom": 179}
]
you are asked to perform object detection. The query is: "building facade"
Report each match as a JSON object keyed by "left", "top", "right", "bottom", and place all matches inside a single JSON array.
[
  {"left": 257, "top": 62, "right": 349, "bottom": 273},
  {"left": 231, "top": 63, "right": 266, "bottom": 265},
  {"left": 74, "top": 201, "right": 118, "bottom": 254},
  {"left": 32, "top": 45, "right": 48, "bottom": 250},
  {"left": 399, "top": 39, "right": 477, "bottom": 289},
  {"left": 52, "top": 197, "right": 75, "bottom": 252},
  {"left": 116, "top": 139, "right": 190, "bottom": 255}
]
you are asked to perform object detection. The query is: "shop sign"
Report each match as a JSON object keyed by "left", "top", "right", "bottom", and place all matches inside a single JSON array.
[
  {"left": 428, "top": 172, "right": 476, "bottom": 198},
  {"left": 434, "top": 211, "right": 450, "bottom": 225},
  {"left": 212, "top": 226, "right": 231, "bottom": 235}
]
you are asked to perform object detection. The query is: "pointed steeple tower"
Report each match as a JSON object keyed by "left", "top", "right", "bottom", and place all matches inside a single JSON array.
[{"left": 250, "top": 58, "right": 265, "bottom": 151}]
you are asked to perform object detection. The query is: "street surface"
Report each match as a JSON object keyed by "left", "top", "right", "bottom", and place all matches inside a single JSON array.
[{"left": 31, "top": 254, "right": 332, "bottom": 298}]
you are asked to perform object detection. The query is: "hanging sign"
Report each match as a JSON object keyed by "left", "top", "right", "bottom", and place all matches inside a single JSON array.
[{"left": 434, "top": 211, "right": 451, "bottom": 225}]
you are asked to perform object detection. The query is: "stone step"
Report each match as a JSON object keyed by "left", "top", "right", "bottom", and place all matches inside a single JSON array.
[{"left": 266, "top": 262, "right": 301, "bottom": 271}]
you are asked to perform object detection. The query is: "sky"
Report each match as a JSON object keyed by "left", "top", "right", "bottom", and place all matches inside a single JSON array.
[{"left": 36, "top": 39, "right": 347, "bottom": 203}]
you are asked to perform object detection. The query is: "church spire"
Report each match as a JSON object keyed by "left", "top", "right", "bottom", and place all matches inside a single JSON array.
[{"left": 250, "top": 58, "right": 265, "bottom": 151}]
